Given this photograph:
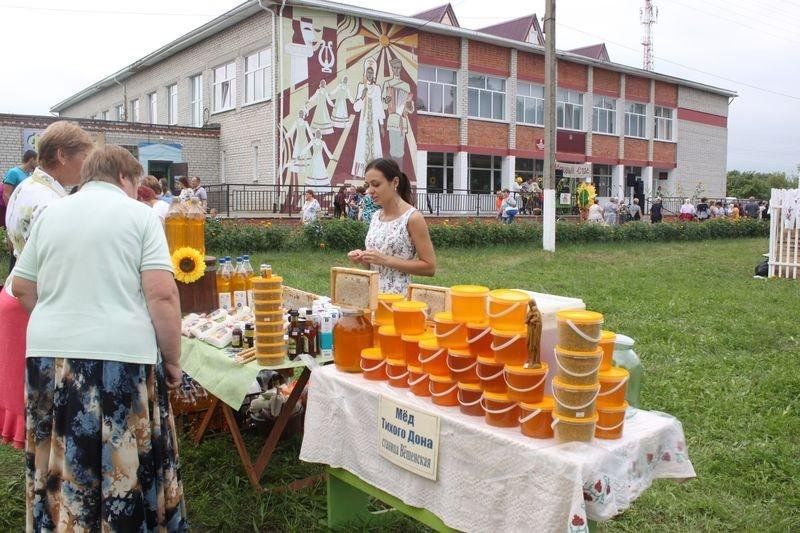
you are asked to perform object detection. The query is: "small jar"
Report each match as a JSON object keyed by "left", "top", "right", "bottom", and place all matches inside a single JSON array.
[
  {"left": 244, "top": 324, "right": 255, "bottom": 348},
  {"left": 333, "top": 308, "right": 374, "bottom": 372}
]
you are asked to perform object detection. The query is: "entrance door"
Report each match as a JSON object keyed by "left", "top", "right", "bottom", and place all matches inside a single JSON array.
[{"left": 148, "top": 160, "right": 172, "bottom": 181}]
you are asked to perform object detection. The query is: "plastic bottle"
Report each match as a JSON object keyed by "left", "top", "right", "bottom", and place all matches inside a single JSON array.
[
  {"left": 242, "top": 255, "right": 255, "bottom": 307},
  {"left": 232, "top": 256, "right": 247, "bottom": 310},
  {"left": 165, "top": 198, "right": 187, "bottom": 254},
  {"left": 216, "top": 258, "right": 232, "bottom": 310}
]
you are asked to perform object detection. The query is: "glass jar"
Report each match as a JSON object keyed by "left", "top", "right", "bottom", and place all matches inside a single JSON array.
[
  {"left": 333, "top": 308, "right": 374, "bottom": 372},
  {"left": 612, "top": 334, "right": 643, "bottom": 408}
]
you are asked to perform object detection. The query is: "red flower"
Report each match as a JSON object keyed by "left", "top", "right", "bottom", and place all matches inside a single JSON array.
[
  {"left": 662, "top": 452, "right": 671, "bottom": 461},
  {"left": 594, "top": 480, "right": 602, "bottom": 492},
  {"left": 647, "top": 453, "right": 653, "bottom": 463},
  {"left": 572, "top": 515, "right": 585, "bottom": 527}
]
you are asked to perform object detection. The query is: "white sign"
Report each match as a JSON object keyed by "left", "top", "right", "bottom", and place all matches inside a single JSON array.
[
  {"left": 378, "top": 396, "right": 440, "bottom": 481},
  {"left": 559, "top": 192, "right": 572, "bottom": 204},
  {"left": 555, "top": 161, "right": 592, "bottom": 180}
]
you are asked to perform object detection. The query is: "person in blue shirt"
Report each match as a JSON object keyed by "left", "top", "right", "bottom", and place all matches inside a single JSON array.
[{"left": 3, "top": 150, "right": 37, "bottom": 207}]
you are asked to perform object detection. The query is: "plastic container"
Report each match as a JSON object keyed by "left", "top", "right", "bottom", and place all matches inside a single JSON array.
[
  {"left": 556, "top": 310, "right": 604, "bottom": 352},
  {"left": 457, "top": 382, "right": 484, "bottom": 416},
  {"left": 251, "top": 275, "right": 283, "bottom": 291},
  {"left": 482, "top": 392, "right": 520, "bottom": 428},
  {"left": 378, "top": 325, "right": 404, "bottom": 360},
  {"left": 552, "top": 413, "right": 598, "bottom": 443},
  {"left": 446, "top": 348, "right": 478, "bottom": 384},
  {"left": 256, "top": 342, "right": 287, "bottom": 366},
  {"left": 255, "top": 331, "right": 285, "bottom": 346},
  {"left": 360, "top": 347, "right": 387, "bottom": 380},
  {"left": 491, "top": 328, "right": 528, "bottom": 366},
  {"left": 595, "top": 402, "right": 628, "bottom": 440},
  {"left": 418, "top": 338, "right": 448, "bottom": 377},
  {"left": 613, "top": 334, "right": 643, "bottom": 408},
  {"left": 597, "top": 367, "right": 630, "bottom": 407},
  {"left": 401, "top": 332, "right": 433, "bottom": 367},
  {"left": 476, "top": 356, "right": 507, "bottom": 393},
  {"left": 376, "top": 293, "right": 405, "bottom": 326},
  {"left": 552, "top": 377, "right": 599, "bottom": 419},
  {"left": 504, "top": 363, "right": 548, "bottom": 404},
  {"left": 386, "top": 359, "right": 409, "bottom": 388},
  {"left": 598, "top": 330, "right": 616, "bottom": 371},
  {"left": 253, "top": 288, "right": 283, "bottom": 302},
  {"left": 487, "top": 289, "right": 530, "bottom": 330},
  {"left": 466, "top": 321, "right": 493, "bottom": 358},
  {"left": 256, "top": 310, "right": 285, "bottom": 325},
  {"left": 392, "top": 300, "right": 428, "bottom": 335},
  {"left": 519, "top": 396, "right": 555, "bottom": 439},
  {"left": 253, "top": 299, "right": 282, "bottom": 313},
  {"left": 554, "top": 346, "right": 603, "bottom": 386},
  {"left": 434, "top": 311, "right": 469, "bottom": 349},
  {"left": 256, "top": 319, "right": 285, "bottom": 334},
  {"left": 407, "top": 365, "right": 430, "bottom": 397},
  {"left": 450, "top": 284, "right": 489, "bottom": 323},
  {"left": 334, "top": 309, "right": 374, "bottom": 372},
  {"left": 429, "top": 374, "right": 459, "bottom": 407}
]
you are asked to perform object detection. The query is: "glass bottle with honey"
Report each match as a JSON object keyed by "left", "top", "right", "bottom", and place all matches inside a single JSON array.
[
  {"left": 231, "top": 257, "right": 248, "bottom": 310},
  {"left": 165, "top": 198, "right": 187, "bottom": 254},
  {"left": 186, "top": 197, "right": 206, "bottom": 257},
  {"left": 216, "top": 258, "right": 232, "bottom": 310}
]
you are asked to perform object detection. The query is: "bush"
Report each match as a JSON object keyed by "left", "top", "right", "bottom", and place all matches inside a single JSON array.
[{"left": 205, "top": 218, "right": 290, "bottom": 254}]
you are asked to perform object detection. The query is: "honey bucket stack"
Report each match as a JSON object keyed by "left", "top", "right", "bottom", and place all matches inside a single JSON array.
[
  {"left": 252, "top": 272, "right": 287, "bottom": 365},
  {"left": 596, "top": 330, "right": 629, "bottom": 439}
]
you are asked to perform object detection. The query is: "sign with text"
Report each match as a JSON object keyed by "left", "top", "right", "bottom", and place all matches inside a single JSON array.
[
  {"left": 555, "top": 161, "right": 592, "bottom": 180},
  {"left": 378, "top": 396, "right": 440, "bottom": 481}
]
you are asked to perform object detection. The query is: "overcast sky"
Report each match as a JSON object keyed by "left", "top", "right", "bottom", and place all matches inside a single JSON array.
[{"left": 1, "top": 0, "right": 797, "bottom": 174}]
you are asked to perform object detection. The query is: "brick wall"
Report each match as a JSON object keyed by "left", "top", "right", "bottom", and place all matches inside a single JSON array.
[
  {"left": 625, "top": 75, "right": 650, "bottom": 102},
  {"left": 557, "top": 60, "right": 587, "bottom": 91},
  {"left": 418, "top": 31, "right": 460, "bottom": 67},
  {"left": 468, "top": 121, "right": 508, "bottom": 150},
  {"left": 675, "top": 120, "right": 727, "bottom": 197},
  {"left": 593, "top": 68, "right": 620, "bottom": 97},
  {"left": 517, "top": 51, "right": 544, "bottom": 82},
  {"left": 678, "top": 86, "right": 729, "bottom": 116},
  {"left": 468, "top": 40, "right": 510, "bottom": 76},
  {"left": 592, "top": 134, "right": 619, "bottom": 158},
  {"left": 418, "top": 116, "right": 460, "bottom": 147},
  {"left": 515, "top": 125, "right": 544, "bottom": 152},
  {"left": 654, "top": 81, "right": 678, "bottom": 107},
  {"left": 624, "top": 138, "right": 648, "bottom": 161},
  {"left": 652, "top": 141, "right": 676, "bottom": 165}
]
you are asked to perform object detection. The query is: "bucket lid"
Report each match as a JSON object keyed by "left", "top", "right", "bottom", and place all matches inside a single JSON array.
[
  {"left": 488, "top": 288, "right": 530, "bottom": 303},
  {"left": 491, "top": 327, "right": 528, "bottom": 338},
  {"left": 599, "top": 330, "right": 616, "bottom": 342},
  {"left": 614, "top": 333, "right": 635, "bottom": 347},
  {"left": 407, "top": 364, "right": 424, "bottom": 373},
  {"left": 378, "top": 293, "right": 405, "bottom": 303},
  {"left": 252, "top": 274, "right": 284, "bottom": 282},
  {"left": 553, "top": 412, "right": 599, "bottom": 423},
  {"left": 477, "top": 355, "right": 501, "bottom": 365},
  {"left": 433, "top": 311, "right": 458, "bottom": 323},
  {"left": 466, "top": 320, "right": 490, "bottom": 329},
  {"left": 418, "top": 338, "right": 440, "bottom": 350},
  {"left": 255, "top": 299, "right": 283, "bottom": 305},
  {"left": 555, "top": 345, "right": 603, "bottom": 357},
  {"left": 378, "top": 325, "right": 399, "bottom": 336},
  {"left": 450, "top": 284, "right": 490, "bottom": 297},
  {"left": 386, "top": 358, "right": 406, "bottom": 367},
  {"left": 556, "top": 310, "right": 604, "bottom": 325},
  {"left": 393, "top": 300, "right": 428, "bottom": 312},
  {"left": 360, "top": 347, "right": 383, "bottom": 360},
  {"left": 552, "top": 376, "right": 601, "bottom": 391},
  {"left": 520, "top": 396, "right": 555, "bottom": 411},
  {"left": 597, "top": 401, "right": 629, "bottom": 413},
  {"left": 457, "top": 381, "right": 482, "bottom": 392},
  {"left": 599, "top": 366, "right": 629, "bottom": 381},
  {"left": 448, "top": 347, "right": 472, "bottom": 357},
  {"left": 482, "top": 391, "right": 513, "bottom": 403},
  {"left": 401, "top": 332, "right": 434, "bottom": 342},
  {"left": 429, "top": 373, "right": 456, "bottom": 384},
  {"left": 505, "top": 362, "right": 548, "bottom": 375}
]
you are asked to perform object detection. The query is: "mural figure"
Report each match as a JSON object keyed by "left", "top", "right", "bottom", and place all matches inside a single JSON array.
[
  {"left": 330, "top": 75, "right": 353, "bottom": 129},
  {"left": 286, "top": 109, "right": 312, "bottom": 172},
  {"left": 309, "top": 79, "right": 334, "bottom": 135},
  {"left": 351, "top": 57, "right": 385, "bottom": 178},
  {"left": 382, "top": 57, "right": 414, "bottom": 168},
  {"left": 286, "top": 18, "right": 317, "bottom": 86},
  {"left": 302, "top": 128, "right": 336, "bottom": 191}
]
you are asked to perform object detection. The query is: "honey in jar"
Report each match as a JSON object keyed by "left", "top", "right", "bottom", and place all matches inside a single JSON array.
[{"left": 333, "top": 308, "right": 374, "bottom": 372}]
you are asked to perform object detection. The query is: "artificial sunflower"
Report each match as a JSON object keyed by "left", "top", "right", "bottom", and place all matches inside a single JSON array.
[
  {"left": 576, "top": 182, "right": 597, "bottom": 210},
  {"left": 172, "top": 247, "right": 206, "bottom": 284}
]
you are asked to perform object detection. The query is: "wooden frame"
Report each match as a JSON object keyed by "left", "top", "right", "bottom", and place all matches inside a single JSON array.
[
  {"left": 282, "top": 285, "right": 322, "bottom": 310},
  {"left": 330, "top": 267, "right": 379, "bottom": 310},
  {"left": 407, "top": 283, "right": 451, "bottom": 316}
]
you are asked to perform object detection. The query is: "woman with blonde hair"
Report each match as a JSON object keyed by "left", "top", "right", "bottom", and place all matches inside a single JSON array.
[{"left": 12, "top": 144, "right": 187, "bottom": 530}]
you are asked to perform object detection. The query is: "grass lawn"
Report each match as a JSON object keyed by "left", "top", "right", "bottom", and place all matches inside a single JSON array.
[{"left": 1, "top": 237, "right": 798, "bottom": 531}]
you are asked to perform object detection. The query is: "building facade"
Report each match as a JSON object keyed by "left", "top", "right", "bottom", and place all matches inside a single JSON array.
[{"left": 50, "top": 0, "right": 735, "bottom": 202}]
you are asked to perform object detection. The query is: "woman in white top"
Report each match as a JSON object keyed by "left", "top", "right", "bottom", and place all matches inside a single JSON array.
[
  {"left": 587, "top": 198, "right": 603, "bottom": 222},
  {"left": 348, "top": 158, "right": 436, "bottom": 294},
  {"left": 300, "top": 189, "right": 321, "bottom": 225}
]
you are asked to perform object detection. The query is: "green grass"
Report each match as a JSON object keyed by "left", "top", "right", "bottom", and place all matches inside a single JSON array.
[{"left": 2, "top": 238, "right": 799, "bottom": 531}]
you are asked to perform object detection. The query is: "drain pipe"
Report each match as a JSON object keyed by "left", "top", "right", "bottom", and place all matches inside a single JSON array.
[
  {"left": 113, "top": 75, "right": 127, "bottom": 120},
  {"left": 258, "top": 0, "right": 286, "bottom": 185}
]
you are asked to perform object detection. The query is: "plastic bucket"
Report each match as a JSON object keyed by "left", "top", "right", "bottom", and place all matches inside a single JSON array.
[
  {"left": 487, "top": 289, "right": 530, "bottom": 330},
  {"left": 552, "top": 377, "right": 599, "bottom": 419},
  {"left": 255, "top": 320, "right": 284, "bottom": 334},
  {"left": 429, "top": 374, "right": 459, "bottom": 407},
  {"left": 377, "top": 293, "right": 405, "bottom": 326},
  {"left": 253, "top": 299, "right": 282, "bottom": 313},
  {"left": 598, "top": 367, "right": 630, "bottom": 407},
  {"left": 595, "top": 401, "right": 628, "bottom": 440},
  {"left": 552, "top": 413, "right": 598, "bottom": 443},
  {"left": 504, "top": 363, "right": 548, "bottom": 404},
  {"left": 378, "top": 325, "right": 404, "bottom": 360},
  {"left": 519, "top": 396, "right": 555, "bottom": 439},
  {"left": 476, "top": 356, "right": 507, "bottom": 393},
  {"left": 450, "top": 284, "right": 489, "bottom": 323},
  {"left": 491, "top": 328, "right": 528, "bottom": 366},
  {"left": 256, "top": 310, "right": 285, "bottom": 326},
  {"left": 457, "top": 382, "right": 484, "bottom": 416},
  {"left": 256, "top": 342, "right": 286, "bottom": 365},
  {"left": 466, "top": 321, "right": 493, "bottom": 358},
  {"left": 418, "top": 338, "right": 448, "bottom": 377},
  {"left": 407, "top": 365, "right": 430, "bottom": 397},
  {"left": 556, "top": 310, "right": 604, "bottom": 352},
  {"left": 255, "top": 331, "right": 285, "bottom": 346},
  {"left": 392, "top": 300, "right": 428, "bottom": 335},
  {"left": 253, "top": 288, "right": 283, "bottom": 302},
  {"left": 599, "top": 330, "right": 616, "bottom": 371},
  {"left": 554, "top": 346, "right": 603, "bottom": 386},
  {"left": 447, "top": 348, "right": 479, "bottom": 384},
  {"left": 401, "top": 332, "right": 433, "bottom": 367},
  {"left": 482, "top": 392, "right": 520, "bottom": 428},
  {"left": 360, "top": 347, "right": 387, "bottom": 380},
  {"left": 434, "top": 311, "right": 469, "bottom": 349},
  {"left": 386, "top": 359, "right": 409, "bottom": 388},
  {"left": 251, "top": 275, "right": 283, "bottom": 291}
]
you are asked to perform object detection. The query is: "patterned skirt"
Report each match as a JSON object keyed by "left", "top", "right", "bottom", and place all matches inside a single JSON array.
[{"left": 25, "top": 357, "right": 188, "bottom": 532}]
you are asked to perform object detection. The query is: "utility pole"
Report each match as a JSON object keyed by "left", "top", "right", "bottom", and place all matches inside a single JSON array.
[{"left": 542, "top": 0, "right": 556, "bottom": 252}]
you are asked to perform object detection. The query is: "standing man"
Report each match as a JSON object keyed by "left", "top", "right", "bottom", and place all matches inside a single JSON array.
[
  {"left": 3, "top": 150, "right": 38, "bottom": 211},
  {"left": 381, "top": 58, "right": 414, "bottom": 169},
  {"left": 190, "top": 176, "right": 207, "bottom": 209}
]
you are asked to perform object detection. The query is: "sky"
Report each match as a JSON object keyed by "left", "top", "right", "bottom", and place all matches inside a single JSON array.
[{"left": 1, "top": 0, "right": 797, "bottom": 175}]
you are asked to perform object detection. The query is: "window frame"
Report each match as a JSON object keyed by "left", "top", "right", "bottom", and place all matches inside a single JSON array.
[
  {"left": 516, "top": 82, "right": 544, "bottom": 126},
  {"left": 213, "top": 61, "right": 237, "bottom": 113},
  {"left": 556, "top": 88, "right": 584, "bottom": 131},
  {"left": 468, "top": 73, "right": 507, "bottom": 121},
  {"left": 190, "top": 74, "right": 203, "bottom": 127},
  {"left": 131, "top": 99, "right": 140, "bottom": 122},
  {"left": 148, "top": 92, "right": 158, "bottom": 124},
  {"left": 624, "top": 101, "right": 647, "bottom": 139},
  {"left": 244, "top": 48, "right": 272, "bottom": 105},
  {"left": 167, "top": 84, "right": 178, "bottom": 125},
  {"left": 592, "top": 164, "right": 613, "bottom": 197},
  {"left": 468, "top": 154, "right": 503, "bottom": 194},
  {"left": 592, "top": 95, "right": 617, "bottom": 135},
  {"left": 654, "top": 105, "right": 674, "bottom": 141},
  {"left": 426, "top": 152, "right": 455, "bottom": 193},
  {"left": 116, "top": 104, "right": 125, "bottom": 121},
  {"left": 417, "top": 65, "right": 458, "bottom": 116}
]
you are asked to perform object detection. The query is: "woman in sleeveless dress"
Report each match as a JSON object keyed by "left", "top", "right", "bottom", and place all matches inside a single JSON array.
[{"left": 347, "top": 158, "right": 436, "bottom": 294}]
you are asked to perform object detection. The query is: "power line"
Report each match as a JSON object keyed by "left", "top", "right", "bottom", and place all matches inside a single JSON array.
[
  {"left": 699, "top": 0, "right": 800, "bottom": 33},
  {"left": 0, "top": 4, "right": 217, "bottom": 17}
]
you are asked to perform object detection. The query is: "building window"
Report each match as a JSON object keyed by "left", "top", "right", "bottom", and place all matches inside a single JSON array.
[
  {"left": 556, "top": 88, "right": 583, "bottom": 130},
  {"left": 167, "top": 84, "right": 178, "bottom": 125},
  {"left": 426, "top": 152, "right": 454, "bottom": 193},
  {"left": 624, "top": 102, "right": 647, "bottom": 138},
  {"left": 100, "top": 110, "right": 109, "bottom": 121},
  {"left": 654, "top": 106, "right": 674, "bottom": 141},
  {"left": 516, "top": 82, "right": 544, "bottom": 126},
  {"left": 245, "top": 49, "right": 272, "bottom": 104},
  {"left": 468, "top": 74, "right": 506, "bottom": 120},
  {"left": 116, "top": 104, "right": 125, "bottom": 121},
  {"left": 148, "top": 92, "right": 158, "bottom": 124},
  {"left": 191, "top": 75, "right": 203, "bottom": 126},
  {"left": 515, "top": 158, "right": 544, "bottom": 182},
  {"left": 592, "top": 164, "right": 613, "bottom": 197},
  {"left": 592, "top": 96, "right": 616, "bottom": 135},
  {"left": 131, "top": 99, "right": 140, "bottom": 122},
  {"left": 468, "top": 154, "right": 502, "bottom": 194},
  {"left": 418, "top": 66, "right": 457, "bottom": 115},
  {"left": 213, "top": 62, "right": 236, "bottom": 112}
]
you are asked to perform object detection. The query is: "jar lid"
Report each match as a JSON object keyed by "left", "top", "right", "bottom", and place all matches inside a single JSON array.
[
  {"left": 341, "top": 307, "right": 365, "bottom": 317},
  {"left": 429, "top": 373, "right": 455, "bottom": 384},
  {"left": 599, "top": 367, "right": 629, "bottom": 381},
  {"left": 457, "top": 381, "right": 482, "bottom": 392},
  {"left": 386, "top": 358, "right": 406, "bottom": 366},
  {"left": 491, "top": 328, "right": 528, "bottom": 338},
  {"left": 401, "top": 332, "right": 434, "bottom": 342},
  {"left": 434, "top": 311, "right": 457, "bottom": 323},
  {"left": 466, "top": 320, "right": 490, "bottom": 329},
  {"left": 476, "top": 355, "right": 501, "bottom": 365},
  {"left": 378, "top": 324, "right": 399, "bottom": 336},
  {"left": 392, "top": 300, "right": 428, "bottom": 312},
  {"left": 418, "top": 338, "right": 440, "bottom": 350},
  {"left": 448, "top": 347, "right": 472, "bottom": 357},
  {"left": 505, "top": 362, "right": 548, "bottom": 375},
  {"left": 600, "top": 330, "right": 616, "bottom": 342},
  {"left": 450, "top": 284, "right": 490, "bottom": 296},
  {"left": 556, "top": 310, "right": 604, "bottom": 325},
  {"left": 552, "top": 376, "right": 601, "bottom": 391},
  {"left": 553, "top": 412, "right": 599, "bottom": 423},
  {"left": 488, "top": 289, "right": 530, "bottom": 303},
  {"left": 520, "top": 396, "right": 555, "bottom": 411},
  {"left": 597, "top": 401, "right": 629, "bottom": 413},
  {"left": 360, "top": 347, "right": 383, "bottom": 359},
  {"left": 407, "top": 364, "right": 424, "bottom": 373},
  {"left": 555, "top": 345, "right": 603, "bottom": 357},
  {"left": 482, "top": 391, "right": 513, "bottom": 403}
]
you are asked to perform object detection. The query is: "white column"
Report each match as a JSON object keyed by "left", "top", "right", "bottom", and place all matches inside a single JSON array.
[
  {"left": 415, "top": 150, "right": 428, "bottom": 194},
  {"left": 612, "top": 164, "right": 625, "bottom": 199},
  {"left": 542, "top": 190, "right": 556, "bottom": 251},
  {"left": 502, "top": 155, "right": 516, "bottom": 190},
  {"left": 454, "top": 151, "right": 469, "bottom": 191},
  {"left": 642, "top": 166, "right": 654, "bottom": 200}
]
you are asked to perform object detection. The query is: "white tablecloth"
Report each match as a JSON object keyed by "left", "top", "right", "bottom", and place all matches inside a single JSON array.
[{"left": 300, "top": 365, "right": 695, "bottom": 532}]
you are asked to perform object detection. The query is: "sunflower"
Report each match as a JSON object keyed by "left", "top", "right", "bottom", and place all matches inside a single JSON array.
[{"left": 172, "top": 247, "right": 206, "bottom": 284}]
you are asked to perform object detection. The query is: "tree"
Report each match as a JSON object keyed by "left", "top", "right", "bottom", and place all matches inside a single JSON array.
[{"left": 726, "top": 169, "right": 798, "bottom": 199}]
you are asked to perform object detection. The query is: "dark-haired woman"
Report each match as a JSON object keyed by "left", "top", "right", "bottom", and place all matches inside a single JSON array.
[{"left": 347, "top": 158, "right": 436, "bottom": 294}]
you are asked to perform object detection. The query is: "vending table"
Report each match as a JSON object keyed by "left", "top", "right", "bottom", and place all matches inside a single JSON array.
[{"left": 300, "top": 365, "right": 694, "bottom": 532}]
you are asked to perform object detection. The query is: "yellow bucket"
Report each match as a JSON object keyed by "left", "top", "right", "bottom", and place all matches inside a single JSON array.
[
  {"left": 434, "top": 311, "right": 468, "bottom": 349},
  {"left": 487, "top": 289, "right": 530, "bottom": 330},
  {"left": 556, "top": 310, "right": 604, "bottom": 352},
  {"left": 450, "top": 284, "right": 489, "bottom": 323},
  {"left": 392, "top": 300, "right": 428, "bottom": 335},
  {"left": 376, "top": 293, "right": 405, "bottom": 326}
]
